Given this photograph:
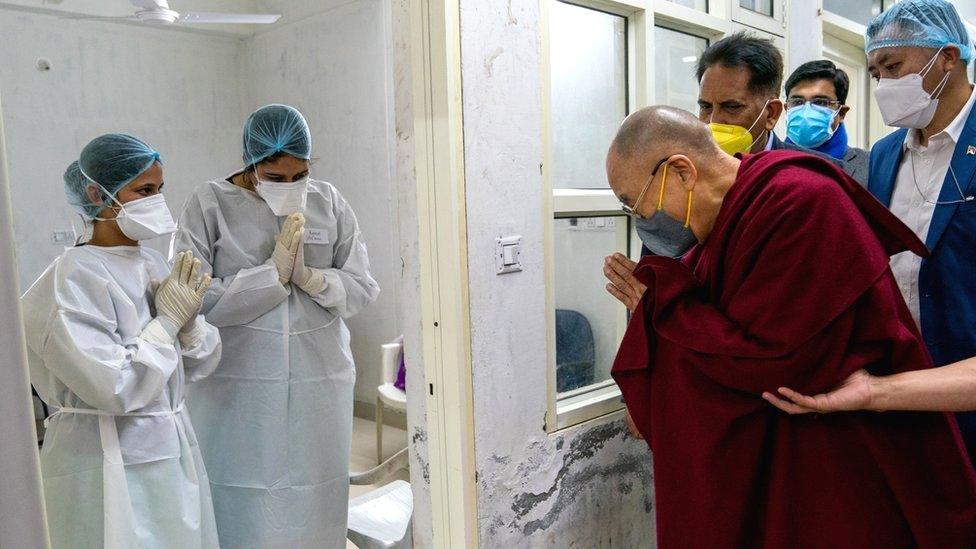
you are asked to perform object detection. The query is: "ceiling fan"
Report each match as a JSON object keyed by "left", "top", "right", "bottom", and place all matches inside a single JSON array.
[{"left": 70, "top": 0, "right": 281, "bottom": 26}]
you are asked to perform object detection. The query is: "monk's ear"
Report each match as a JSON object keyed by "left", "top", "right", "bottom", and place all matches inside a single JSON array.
[{"left": 669, "top": 155, "right": 697, "bottom": 191}]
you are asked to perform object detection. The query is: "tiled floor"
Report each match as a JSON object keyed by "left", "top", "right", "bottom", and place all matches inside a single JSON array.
[{"left": 347, "top": 416, "right": 410, "bottom": 548}]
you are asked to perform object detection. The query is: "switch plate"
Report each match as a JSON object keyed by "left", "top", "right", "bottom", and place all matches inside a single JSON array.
[{"left": 495, "top": 236, "right": 522, "bottom": 275}]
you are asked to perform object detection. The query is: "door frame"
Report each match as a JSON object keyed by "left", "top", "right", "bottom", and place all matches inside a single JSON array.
[
  {"left": 408, "top": 0, "right": 480, "bottom": 546},
  {"left": 0, "top": 89, "right": 51, "bottom": 548}
]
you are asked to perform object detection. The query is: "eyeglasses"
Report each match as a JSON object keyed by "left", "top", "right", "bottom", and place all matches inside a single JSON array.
[
  {"left": 909, "top": 151, "right": 975, "bottom": 205},
  {"left": 785, "top": 97, "right": 841, "bottom": 110},
  {"left": 620, "top": 156, "right": 672, "bottom": 217}
]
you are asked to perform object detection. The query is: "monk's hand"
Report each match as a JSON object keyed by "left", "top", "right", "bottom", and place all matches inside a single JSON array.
[
  {"left": 624, "top": 409, "right": 643, "bottom": 440},
  {"left": 604, "top": 253, "right": 647, "bottom": 313},
  {"left": 762, "top": 369, "right": 877, "bottom": 414}
]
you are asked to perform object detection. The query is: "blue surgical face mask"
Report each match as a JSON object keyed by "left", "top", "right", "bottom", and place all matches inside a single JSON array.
[
  {"left": 634, "top": 212, "right": 698, "bottom": 258},
  {"left": 786, "top": 102, "right": 838, "bottom": 149}
]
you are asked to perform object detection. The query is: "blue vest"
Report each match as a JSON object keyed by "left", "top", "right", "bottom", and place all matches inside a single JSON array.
[{"left": 868, "top": 107, "right": 976, "bottom": 454}]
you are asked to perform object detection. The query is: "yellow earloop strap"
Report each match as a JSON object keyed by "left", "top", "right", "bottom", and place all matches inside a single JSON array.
[
  {"left": 657, "top": 162, "right": 668, "bottom": 210},
  {"left": 684, "top": 189, "right": 694, "bottom": 228}
]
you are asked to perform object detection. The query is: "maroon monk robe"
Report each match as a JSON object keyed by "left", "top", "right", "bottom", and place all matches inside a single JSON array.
[{"left": 611, "top": 150, "right": 976, "bottom": 548}]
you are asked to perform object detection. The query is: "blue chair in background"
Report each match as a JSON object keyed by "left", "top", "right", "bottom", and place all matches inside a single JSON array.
[{"left": 555, "top": 309, "right": 596, "bottom": 393}]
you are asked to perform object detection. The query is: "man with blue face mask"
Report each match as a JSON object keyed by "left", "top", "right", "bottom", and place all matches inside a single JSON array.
[{"left": 784, "top": 60, "right": 869, "bottom": 186}]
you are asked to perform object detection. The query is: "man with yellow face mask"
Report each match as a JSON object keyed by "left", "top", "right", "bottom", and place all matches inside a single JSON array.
[
  {"left": 697, "top": 32, "right": 785, "bottom": 155},
  {"left": 696, "top": 31, "right": 853, "bottom": 162}
]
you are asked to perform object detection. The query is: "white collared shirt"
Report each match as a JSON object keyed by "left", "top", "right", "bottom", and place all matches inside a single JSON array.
[{"left": 889, "top": 85, "right": 976, "bottom": 326}]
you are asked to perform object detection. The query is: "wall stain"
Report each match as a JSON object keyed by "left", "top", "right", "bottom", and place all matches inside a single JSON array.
[
  {"left": 412, "top": 427, "right": 430, "bottom": 484},
  {"left": 503, "top": 421, "right": 653, "bottom": 536},
  {"left": 484, "top": 47, "right": 505, "bottom": 77},
  {"left": 522, "top": 454, "right": 649, "bottom": 536}
]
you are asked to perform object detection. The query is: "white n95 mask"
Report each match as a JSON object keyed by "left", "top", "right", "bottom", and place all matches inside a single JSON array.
[
  {"left": 874, "top": 48, "right": 950, "bottom": 129},
  {"left": 97, "top": 192, "right": 177, "bottom": 241},
  {"left": 256, "top": 177, "right": 309, "bottom": 216}
]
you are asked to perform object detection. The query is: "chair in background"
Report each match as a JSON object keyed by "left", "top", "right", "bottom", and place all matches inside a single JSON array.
[
  {"left": 348, "top": 447, "right": 413, "bottom": 548},
  {"left": 555, "top": 309, "right": 596, "bottom": 393},
  {"left": 376, "top": 339, "right": 406, "bottom": 464}
]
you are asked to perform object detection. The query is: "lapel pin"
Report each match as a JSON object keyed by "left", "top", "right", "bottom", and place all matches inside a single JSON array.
[{"left": 968, "top": 145, "right": 976, "bottom": 155}]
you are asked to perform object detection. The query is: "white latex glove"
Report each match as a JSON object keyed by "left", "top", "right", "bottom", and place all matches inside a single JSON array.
[
  {"left": 178, "top": 316, "right": 208, "bottom": 349},
  {"left": 154, "top": 251, "right": 211, "bottom": 335},
  {"left": 290, "top": 228, "right": 327, "bottom": 295},
  {"left": 271, "top": 213, "right": 305, "bottom": 285}
]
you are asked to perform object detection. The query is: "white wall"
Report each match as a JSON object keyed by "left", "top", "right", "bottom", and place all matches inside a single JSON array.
[
  {"left": 242, "top": 0, "right": 400, "bottom": 406},
  {"left": 0, "top": 9, "right": 244, "bottom": 290},
  {"left": 1, "top": 0, "right": 401, "bottom": 409},
  {"left": 459, "top": 0, "right": 655, "bottom": 546}
]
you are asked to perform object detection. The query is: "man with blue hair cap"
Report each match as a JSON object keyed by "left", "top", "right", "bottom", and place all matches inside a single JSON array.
[
  {"left": 175, "top": 104, "right": 379, "bottom": 547},
  {"left": 762, "top": 0, "right": 976, "bottom": 462}
]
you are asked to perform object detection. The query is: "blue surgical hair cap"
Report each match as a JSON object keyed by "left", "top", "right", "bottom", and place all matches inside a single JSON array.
[
  {"left": 69, "top": 134, "right": 161, "bottom": 220},
  {"left": 242, "top": 104, "right": 312, "bottom": 166},
  {"left": 866, "top": 0, "right": 972, "bottom": 62}
]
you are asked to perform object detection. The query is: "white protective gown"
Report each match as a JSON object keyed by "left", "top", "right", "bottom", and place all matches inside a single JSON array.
[
  {"left": 21, "top": 245, "right": 221, "bottom": 549},
  {"left": 174, "top": 177, "right": 379, "bottom": 548}
]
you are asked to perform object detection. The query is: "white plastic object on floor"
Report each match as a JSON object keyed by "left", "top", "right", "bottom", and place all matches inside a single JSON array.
[
  {"left": 347, "top": 480, "right": 413, "bottom": 549},
  {"left": 376, "top": 338, "right": 407, "bottom": 463}
]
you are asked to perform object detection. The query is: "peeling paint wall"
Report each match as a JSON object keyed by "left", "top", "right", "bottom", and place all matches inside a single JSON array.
[{"left": 458, "top": 0, "right": 656, "bottom": 546}]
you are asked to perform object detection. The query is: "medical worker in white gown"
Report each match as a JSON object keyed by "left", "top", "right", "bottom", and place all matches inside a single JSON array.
[
  {"left": 175, "top": 104, "right": 380, "bottom": 547},
  {"left": 22, "top": 134, "right": 221, "bottom": 549}
]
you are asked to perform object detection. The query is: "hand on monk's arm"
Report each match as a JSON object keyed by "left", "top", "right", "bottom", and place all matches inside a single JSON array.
[{"left": 764, "top": 357, "right": 976, "bottom": 414}]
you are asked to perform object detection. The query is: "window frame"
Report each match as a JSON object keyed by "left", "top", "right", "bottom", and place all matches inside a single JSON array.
[
  {"left": 543, "top": 0, "right": 650, "bottom": 433},
  {"left": 730, "top": 0, "right": 785, "bottom": 38},
  {"left": 543, "top": 0, "right": 736, "bottom": 433},
  {"left": 820, "top": 10, "right": 896, "bottom": 146}
]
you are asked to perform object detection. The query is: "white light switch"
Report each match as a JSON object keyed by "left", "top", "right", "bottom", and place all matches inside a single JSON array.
[
  {"left": 502, "top": 244, "right": 517, "bottom": 265},
  {"left": 495, "top": 236, "right": 522, "bottom": 274}
]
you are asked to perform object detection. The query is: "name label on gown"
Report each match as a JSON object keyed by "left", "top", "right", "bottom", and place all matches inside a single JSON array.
[{"left": 305, "top": 228, "right": 329, "bottom": 245}]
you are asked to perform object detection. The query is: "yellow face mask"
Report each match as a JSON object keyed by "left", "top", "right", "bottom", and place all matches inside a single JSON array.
[
  {"left": 709, "top": 123, "right": 755, "bottom": 156},
  {"left": 708, "top": 100, "right": 770, "bottom": 155}
]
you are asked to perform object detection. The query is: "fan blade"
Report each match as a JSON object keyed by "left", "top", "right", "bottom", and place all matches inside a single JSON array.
[
  {"left": 178, "top": 12, "right": 281, "bottom": 24},
  {"left": 130, "top": 0, "right": 170, "bottom": 10},
  {"left": 60, "top": 14, "right": 140, "bottom": 22}
]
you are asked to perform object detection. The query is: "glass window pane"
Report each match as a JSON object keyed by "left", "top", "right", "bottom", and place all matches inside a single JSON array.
[
  {"left": 739, "top": 0, "right": 772, "bottom": 17},
  {"left": 823, "top": 0, "right": 883, "bottom": 26},
  {"left": 553, "top": 216, "right": 628, "bottom": 394},
  {"left": 654, "top": 27, "right": 708, "bottom": 115},
  {"left": 666, "top": 0, "right": 707, "bottom": 11},
  {"left": 549, "top": 1, "right": 627, "bottom": 190}
]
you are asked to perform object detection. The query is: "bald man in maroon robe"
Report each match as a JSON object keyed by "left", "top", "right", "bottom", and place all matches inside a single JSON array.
[{"left": 606, "top": 106, "right": 976, "bottom": 548}]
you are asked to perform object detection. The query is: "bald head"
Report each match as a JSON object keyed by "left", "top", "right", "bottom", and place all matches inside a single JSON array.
[
  {"left": 609, "top": 105, "right": 720, "bottom": 170},
  {"left": 606, "top": 106, "right": 738, "bottom": 240}
]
